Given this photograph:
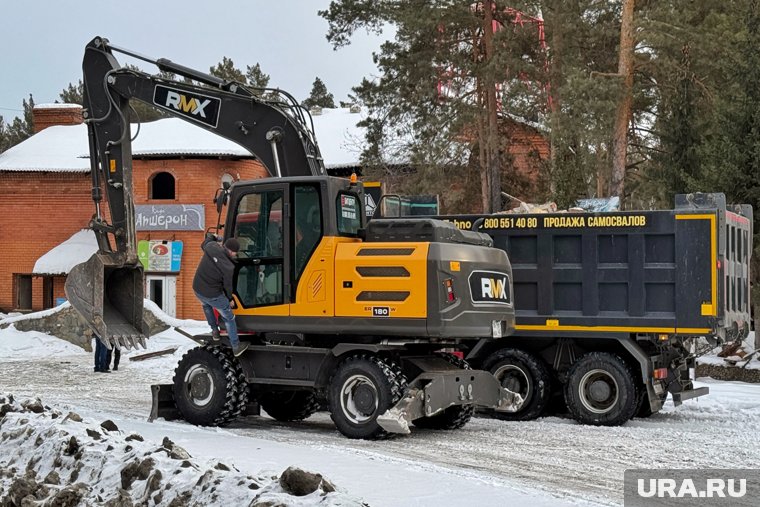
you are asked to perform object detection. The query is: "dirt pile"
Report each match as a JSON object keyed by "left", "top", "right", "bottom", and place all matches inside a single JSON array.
[{"left": 0, "top": 394, "right": 364, "bottom": 506}]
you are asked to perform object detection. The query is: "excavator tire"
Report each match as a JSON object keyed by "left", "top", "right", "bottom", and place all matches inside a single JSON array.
[
  {"left": 329, "top": 355, "right": 407, "bottom": 440},
  {"left": 413, "top": 353, "right": 475, "bottom": 430},
  {"left": 172, "top": 345, "right": 249, "bottom": 426},
  {"left": 259, "top": 390, "right": 320, "bottom": 422}
]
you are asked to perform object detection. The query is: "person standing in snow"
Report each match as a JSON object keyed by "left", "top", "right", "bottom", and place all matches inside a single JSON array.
[
  {"left": 192, "top": 234, "right": 249, "bottom": 357},
  {"left": 94, "top": 338, "right": 109, "bottom": 373},
  {"left": 106, "top": 347, "right": 121, "bottom": 371}
]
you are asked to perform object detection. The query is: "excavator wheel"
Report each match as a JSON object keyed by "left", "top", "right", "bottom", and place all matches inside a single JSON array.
[
  {"left": 258, "top": 390, "right": 320, "bottom": 422},
  {"left": 413, "top": 353, "right": 475, "bottom": 430},
  {"left": 172, "top": 345, "right": 249, "bottom": 426},
  {"left": 328, "top": 355, "right": 407, "bottom": 439}
]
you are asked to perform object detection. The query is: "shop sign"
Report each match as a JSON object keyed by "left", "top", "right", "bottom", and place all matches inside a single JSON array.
[
  {"left": 138, "top": 240, "right": 183, "bottom": 272},
  {"left": 135, "top": 204, "right": 205, "bottom": 231}
]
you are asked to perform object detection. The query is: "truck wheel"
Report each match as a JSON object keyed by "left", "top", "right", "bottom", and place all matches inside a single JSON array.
[
  {"left": 329, "top": 355, "right": 407, "bottom": 439},
  {"left": 259, "top": 391, "right": 320, "bottom": 421},
  {"left": 413, "top": 353, "right": 474, "bottom": 430},
  {"left": 172, "top": 346, "right": 248, "bottom": 426},
  {"left": 482, "top": 349, "right": 552, "bottom": 421},
  {"left": 564, "top": 352, "right": 637, "bottom": 426}
]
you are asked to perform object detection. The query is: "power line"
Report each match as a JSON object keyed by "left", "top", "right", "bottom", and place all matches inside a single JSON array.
[{"left": 0, "top": 106, "right": 24, "bottom": 112}]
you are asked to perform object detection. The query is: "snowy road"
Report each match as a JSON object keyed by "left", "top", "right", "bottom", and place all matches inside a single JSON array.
[{"left": 2, "top": 330, "right": 759, "bottom": 507}]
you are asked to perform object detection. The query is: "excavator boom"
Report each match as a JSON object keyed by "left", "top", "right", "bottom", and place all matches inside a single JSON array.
[{"left": 65, "top": 36, "right": 326, "bottom": 349}]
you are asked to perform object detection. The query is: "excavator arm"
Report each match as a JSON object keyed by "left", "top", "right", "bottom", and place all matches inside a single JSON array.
[{"left": 65, "top": 36, "right": 327, "bottom": 349}]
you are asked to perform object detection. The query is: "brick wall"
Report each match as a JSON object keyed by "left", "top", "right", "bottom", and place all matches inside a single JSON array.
[
  {"left": 0, "top": 157, "right": 267, "bottom": 319},
  {"left": 133, "top": 158, "right": 267, "bottom": 320},
  {"left": 0, "top": 172, "right": 93, "bottom": 312}
]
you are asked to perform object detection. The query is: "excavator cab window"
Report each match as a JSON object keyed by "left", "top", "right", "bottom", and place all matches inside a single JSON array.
[
  {"left": 232, "top": 189, "right": 285, "bottom": 308},
  {"left": 293, "top": 184, "right": 322, "bottom": 281},
  {"left": 337, "top": 192, "right": 361, "bottom": 236}
]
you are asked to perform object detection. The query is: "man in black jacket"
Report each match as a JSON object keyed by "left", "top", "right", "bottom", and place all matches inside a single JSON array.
[{"left": 192, "top": 234, "right": 249, "bottom": 356}]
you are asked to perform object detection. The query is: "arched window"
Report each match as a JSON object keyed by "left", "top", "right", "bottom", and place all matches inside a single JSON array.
[{"left": 150, "top": 172, "right": 176, "bottom": 200}]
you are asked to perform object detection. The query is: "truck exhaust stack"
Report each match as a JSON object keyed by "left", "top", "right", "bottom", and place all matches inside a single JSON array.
[{"left": 65, "top": 253, "right": 149, "bottom": 350}]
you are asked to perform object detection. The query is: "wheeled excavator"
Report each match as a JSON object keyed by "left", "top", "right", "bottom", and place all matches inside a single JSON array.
[{"left": 65, "top": 36, "right": 523, "bottom": 439}]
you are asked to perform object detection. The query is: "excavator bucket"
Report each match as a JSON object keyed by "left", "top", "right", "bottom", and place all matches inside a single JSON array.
[{"left": 65, "top": 253, "right": 149, "bottom": 350}]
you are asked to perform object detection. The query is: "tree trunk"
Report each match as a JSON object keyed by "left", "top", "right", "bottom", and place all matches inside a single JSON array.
[
  {"left": 609, "top": 0, "right": 635, "bottom": 201},
  {"left": 483, "top": 1, "right": 502, "bottom": 213},
  {"left": 544, "top": 2, "right": 563, "bottom": 198}
]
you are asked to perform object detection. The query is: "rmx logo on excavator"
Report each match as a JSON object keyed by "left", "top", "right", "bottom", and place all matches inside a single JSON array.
[
  {"left": 468, "top": 270, "right": 511, "bottom": 305},
  {"left": 153, "top": 85, "right": 221, "bottom": 128}
]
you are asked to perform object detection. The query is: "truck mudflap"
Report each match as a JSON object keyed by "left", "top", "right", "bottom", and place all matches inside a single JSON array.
[
  {"left": 376, "top": 370, "right": 525, "bottom": 434},
  {"left": 65, "top": 253, "right": 149, "bottom": 350}
]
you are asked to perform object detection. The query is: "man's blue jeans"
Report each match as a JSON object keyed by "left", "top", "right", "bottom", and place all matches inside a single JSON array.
[
  {"left": 194, "top": 291, "right": 240, "bottom": 350},
  {"left": 94, "top": 338, "right": 109, "bottom": 372}
]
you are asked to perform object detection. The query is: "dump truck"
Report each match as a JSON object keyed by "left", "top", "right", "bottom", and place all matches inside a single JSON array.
[
  {"left": 64, "top": 37, "right": 524, "bottom": 439},
  {"left": 435, "top": 193, "right": 753, "bottom": 425}
]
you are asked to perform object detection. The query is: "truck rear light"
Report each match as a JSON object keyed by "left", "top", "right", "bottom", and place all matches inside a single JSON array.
[
  {"left": 653, "top": 368, "right": 668, "bottom": 380},
  {"left": 444, "top": 279, "right": 456, "bottom": 302}
]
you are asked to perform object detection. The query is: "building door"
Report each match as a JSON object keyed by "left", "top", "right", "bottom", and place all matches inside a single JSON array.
[
  {"left": 146, "top": 275, "right": 177, "bottom": 317},
  {"left": 15, "top": 275, "right": 32, "bottom": 311}
]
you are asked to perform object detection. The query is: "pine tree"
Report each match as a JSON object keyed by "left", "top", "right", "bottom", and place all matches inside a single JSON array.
[
  {"left": 209, "top": 56, "right": 246, "bottom": 82},
  {"left": 321, "top": 1, "right": 551, "bottom": 212},
  {"left": 4, "top": 95, "right": 35, "bottom": 148},
  {"left": 59, "top": 80, "right": 84, "bottom": 104},
  {"left": 302, "top": 77, "right": 336, "bottom": 109},
  {"left": 0, "top": 116, "right": 10, "bottom": 154},
  {"left": 246, "top": 63, "right": 270, "bottom": 89},
  {"left": 702, "top": 0, "right": 760, "bottom": 309}
]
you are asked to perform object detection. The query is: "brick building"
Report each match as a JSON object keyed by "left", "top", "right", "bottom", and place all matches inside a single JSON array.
[{"left": 0, "top": 104, "right": 266, "bottom": 319}]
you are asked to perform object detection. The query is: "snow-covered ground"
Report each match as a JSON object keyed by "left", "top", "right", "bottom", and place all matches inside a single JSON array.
[{"left": 2, "top": 309, "right": 759, "bottom": 506}]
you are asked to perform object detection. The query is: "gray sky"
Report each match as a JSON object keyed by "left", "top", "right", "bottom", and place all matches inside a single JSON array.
[{"left": 0, "top": 0, "right": 387, "bottom": 120}]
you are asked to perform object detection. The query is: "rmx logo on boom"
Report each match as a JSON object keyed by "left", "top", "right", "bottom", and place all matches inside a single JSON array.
[{"left": 153, "top": 85, "right": 221, "bottom": 128}]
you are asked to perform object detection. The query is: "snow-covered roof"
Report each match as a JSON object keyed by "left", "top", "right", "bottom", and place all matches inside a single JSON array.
[
  {"left": 33, "top": 229, "right": 99, "bottom": 275},
  {"left": 0, "top": 118, "right": 256, "bottom": 173},
  {"left": 33, "top": 103, "right": 82, "bottom": 110},
  {"left": 0, "top": 108, "right": 386, "bottom": 173},
  {"left": 0, "top": 124, "right": 91, "bottom": 172},
  {"left": 129, "top": 119, "right": 252, "bottom": 158}
]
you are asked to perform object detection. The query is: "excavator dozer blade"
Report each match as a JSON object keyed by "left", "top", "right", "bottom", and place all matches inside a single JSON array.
[
  {"left": 149, "top": 384, "right": 182, "bottom": 422},
  {"left": 65, "top": 253, "right": 149, "bottom": 350}
]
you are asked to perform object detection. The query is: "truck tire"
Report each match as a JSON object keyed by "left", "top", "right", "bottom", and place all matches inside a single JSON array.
[
  {"left": 564, "top": 352, "right": 637, "bottom": 426},
  {"left": 482, "top": 348, "right": 552, "bottom": 421},
  {"left": 172, "top": 346, "right": 249, "bottom": 427},
  {"left": 413, "top": 353, "right": 474, "bottom": 430},
  {"left": 329, "top": 355, "right": 407, "bottom": 439},
  {"left": 259, "top": 391, "right": 320, "bottom": 422}
]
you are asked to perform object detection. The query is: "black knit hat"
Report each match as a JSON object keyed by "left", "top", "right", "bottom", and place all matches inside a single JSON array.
[{"left": 224, "top": 238, "right": 240, "bottom": 252}]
